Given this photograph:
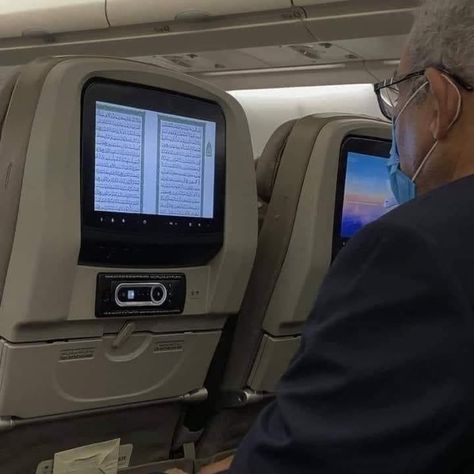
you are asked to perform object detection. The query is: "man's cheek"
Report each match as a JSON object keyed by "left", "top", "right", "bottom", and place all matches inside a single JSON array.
[{"left": 398, "top": 120, "right": 419, "bottom": 176}]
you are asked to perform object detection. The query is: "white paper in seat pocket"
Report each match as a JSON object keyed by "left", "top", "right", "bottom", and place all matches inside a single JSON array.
[{"left": 53, "top": 438, "right": 120, "bottom": 474}]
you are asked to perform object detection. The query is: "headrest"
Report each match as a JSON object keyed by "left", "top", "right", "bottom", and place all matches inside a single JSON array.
[
  {"left": 0, "top": 72, "right": 19, "bottom": 132},
  {"left": 0, "top": 71, "right": 20, "bottom": 300},
  {"left": 256, "top": 119, "right": 297, "bottom": 203}
]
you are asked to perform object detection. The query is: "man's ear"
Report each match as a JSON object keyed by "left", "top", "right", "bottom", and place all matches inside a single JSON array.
[{"left": 425, "top": 67, "right": 461, "bottom": 140}]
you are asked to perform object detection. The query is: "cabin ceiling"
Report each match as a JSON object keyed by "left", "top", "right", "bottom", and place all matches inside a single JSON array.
[{"left": 0, "top": 0, "right": 421, "bottom": 89}]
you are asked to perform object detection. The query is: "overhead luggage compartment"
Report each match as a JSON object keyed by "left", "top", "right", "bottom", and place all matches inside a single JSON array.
[
  {"left": 106, "top": 0, "right": 291, "bottom": 27},
  {"left": 0, "top": 0, "right": 108, "bottom": 40}
]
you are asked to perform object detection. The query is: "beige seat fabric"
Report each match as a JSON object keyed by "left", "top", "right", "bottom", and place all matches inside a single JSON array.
[
  {"left": 193, "top": 112, "right": 393, "bottom": 464},
  {"left": 255, "top": 119, "right": 297, "bottom": 229},
  {"left": 0, "top": 56, "right": 257, "bottom": 473},
  {"left": 194, "top": 114, "right": 391, "bottom": 461},
  {"left": 221, "top": 114, "right": 354, "bottom": 394},
  {"left": 0, "top": 70, "right": 22, "bottom": 301},
  {"left": 0, "top": 62, "right": 185, "bottom": 474},
  {"left": 193, "top": 114, "right": 355, "bottom": 459}
]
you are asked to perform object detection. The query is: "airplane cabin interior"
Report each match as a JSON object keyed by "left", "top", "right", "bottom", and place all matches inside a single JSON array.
[{"left": 0, "top": 1, "right": 420, "bottom": 473}]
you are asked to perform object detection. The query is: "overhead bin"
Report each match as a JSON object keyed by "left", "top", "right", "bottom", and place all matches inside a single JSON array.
[
  {"left": 0, "top": 0, "right": 108, "bottom": 40},
  {"left": 107, "top": 0, "right": 290, "bottom": 27}
]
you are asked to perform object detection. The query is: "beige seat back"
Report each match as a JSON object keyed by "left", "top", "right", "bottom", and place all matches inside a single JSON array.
[
  {"left": 195, "top": 114, "right": 391, "bottom": 461},
  {"left": 0, "top": 57, "right": 257, "bottom": 473},
  {"left": 222, "top": 114, "right": 360, "bottom": 397}
]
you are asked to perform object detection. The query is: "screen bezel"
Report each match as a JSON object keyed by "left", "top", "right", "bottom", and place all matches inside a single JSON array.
[
  {"left": 332, "top": 135, "right": 392, "bottom": 259},
  {"left": 81, "top": 78, "right": 226, "bottom": 235}
]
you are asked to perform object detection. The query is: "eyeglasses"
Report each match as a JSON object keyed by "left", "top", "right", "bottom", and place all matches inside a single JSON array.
[{"left": 374, "top": 68, "right": 474, "bottom": 121}]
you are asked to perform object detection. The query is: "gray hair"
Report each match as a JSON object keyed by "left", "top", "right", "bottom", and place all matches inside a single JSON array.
[{"left": 407, "top": 0, "right": 474, "bottom": 85}]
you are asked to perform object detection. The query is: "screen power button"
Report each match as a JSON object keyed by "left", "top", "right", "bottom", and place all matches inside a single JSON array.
[{"left": 151, "top": 283, "right": 168, "bottom": 306}]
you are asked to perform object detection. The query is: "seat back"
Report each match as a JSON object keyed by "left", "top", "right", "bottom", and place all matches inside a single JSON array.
[
  {"left": 222, "top": 114, "right": 363, "bottom": 397},
  {"left": 196, "top": 114, "right": 391, "bottom": 460},
  {"left": 0, "top": 56, "right": 257, "bottom": 472}
]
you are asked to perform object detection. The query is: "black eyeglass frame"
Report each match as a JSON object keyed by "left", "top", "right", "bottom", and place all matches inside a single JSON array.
[{"left": 374, "top": 68, "right": 474, "bottom": 120}]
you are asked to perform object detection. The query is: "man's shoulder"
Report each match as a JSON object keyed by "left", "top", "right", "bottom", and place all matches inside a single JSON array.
[
  {"left": 335, "top": 174, "right": 474, "bottom": 273},
  {"left": 377, "top": 174, "right": 474, "bottom": 239}
]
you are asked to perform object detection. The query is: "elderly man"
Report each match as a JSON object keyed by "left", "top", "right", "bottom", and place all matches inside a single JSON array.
[{"left": 198, "top": 0, "right": 474, "bottom": 472}]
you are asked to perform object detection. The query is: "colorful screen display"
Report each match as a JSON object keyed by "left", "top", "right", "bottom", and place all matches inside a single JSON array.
[{"left": 341, "top": 152, "right": 397, "bottom": 238}]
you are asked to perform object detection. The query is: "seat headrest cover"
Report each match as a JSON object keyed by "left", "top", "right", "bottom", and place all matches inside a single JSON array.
[
  {"left": 0, "top": 72, "right": 19, "bottom": 131},
  {"left": 0, "top": 71, "right": 21, "bottom": 302},
  {"left": 256, "top": 119, "right": 298, "bottom": 203}
]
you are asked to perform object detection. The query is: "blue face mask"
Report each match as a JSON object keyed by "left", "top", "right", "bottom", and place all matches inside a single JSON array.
[
  {"left": 387, "top": 74, "right": 462, "bottom": 206},
  {"left": 387, "top": 126, "right": 415, "bottom": 205}
]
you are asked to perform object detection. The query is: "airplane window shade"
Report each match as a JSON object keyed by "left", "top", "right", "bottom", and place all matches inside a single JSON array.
[
  {"left": 332, "top": 136, "right": 394, "bottom": 258},
  {"left": 80, "top": 78, "right": 226, "bottom": 267}
]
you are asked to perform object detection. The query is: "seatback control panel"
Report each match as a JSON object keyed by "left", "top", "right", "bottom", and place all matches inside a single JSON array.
[{"left": 96, "top": 273, "right": 186, "bottom": 317}]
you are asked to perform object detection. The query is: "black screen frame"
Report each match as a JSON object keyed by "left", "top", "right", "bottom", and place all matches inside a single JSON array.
[
  {"left": 80, "top": 78, "right": 227, "bottom": 267},
  {"left": 332, "top": 135, "right": 392, "bottom": 259}
]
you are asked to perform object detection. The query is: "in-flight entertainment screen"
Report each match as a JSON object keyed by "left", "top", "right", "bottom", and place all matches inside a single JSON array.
[
  {"left": 81, "top": 79, "right": 226, "bottom": 241},
  {"left": 333, "top": 136, "right": 393, "bottom": 257},
  {"left": 80, "top": 79, "right": 226, "bottom": 265},
  {"left": 94, "top": 102, "right": 217, "bottom": 219},
  {"left": 341, "top": 151, "right": 396, "bottom": 238}
]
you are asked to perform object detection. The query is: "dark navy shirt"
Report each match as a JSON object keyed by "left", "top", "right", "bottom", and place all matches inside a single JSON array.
[{"left": 227, "top": 175, "right": 474, "bottom": 474}]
